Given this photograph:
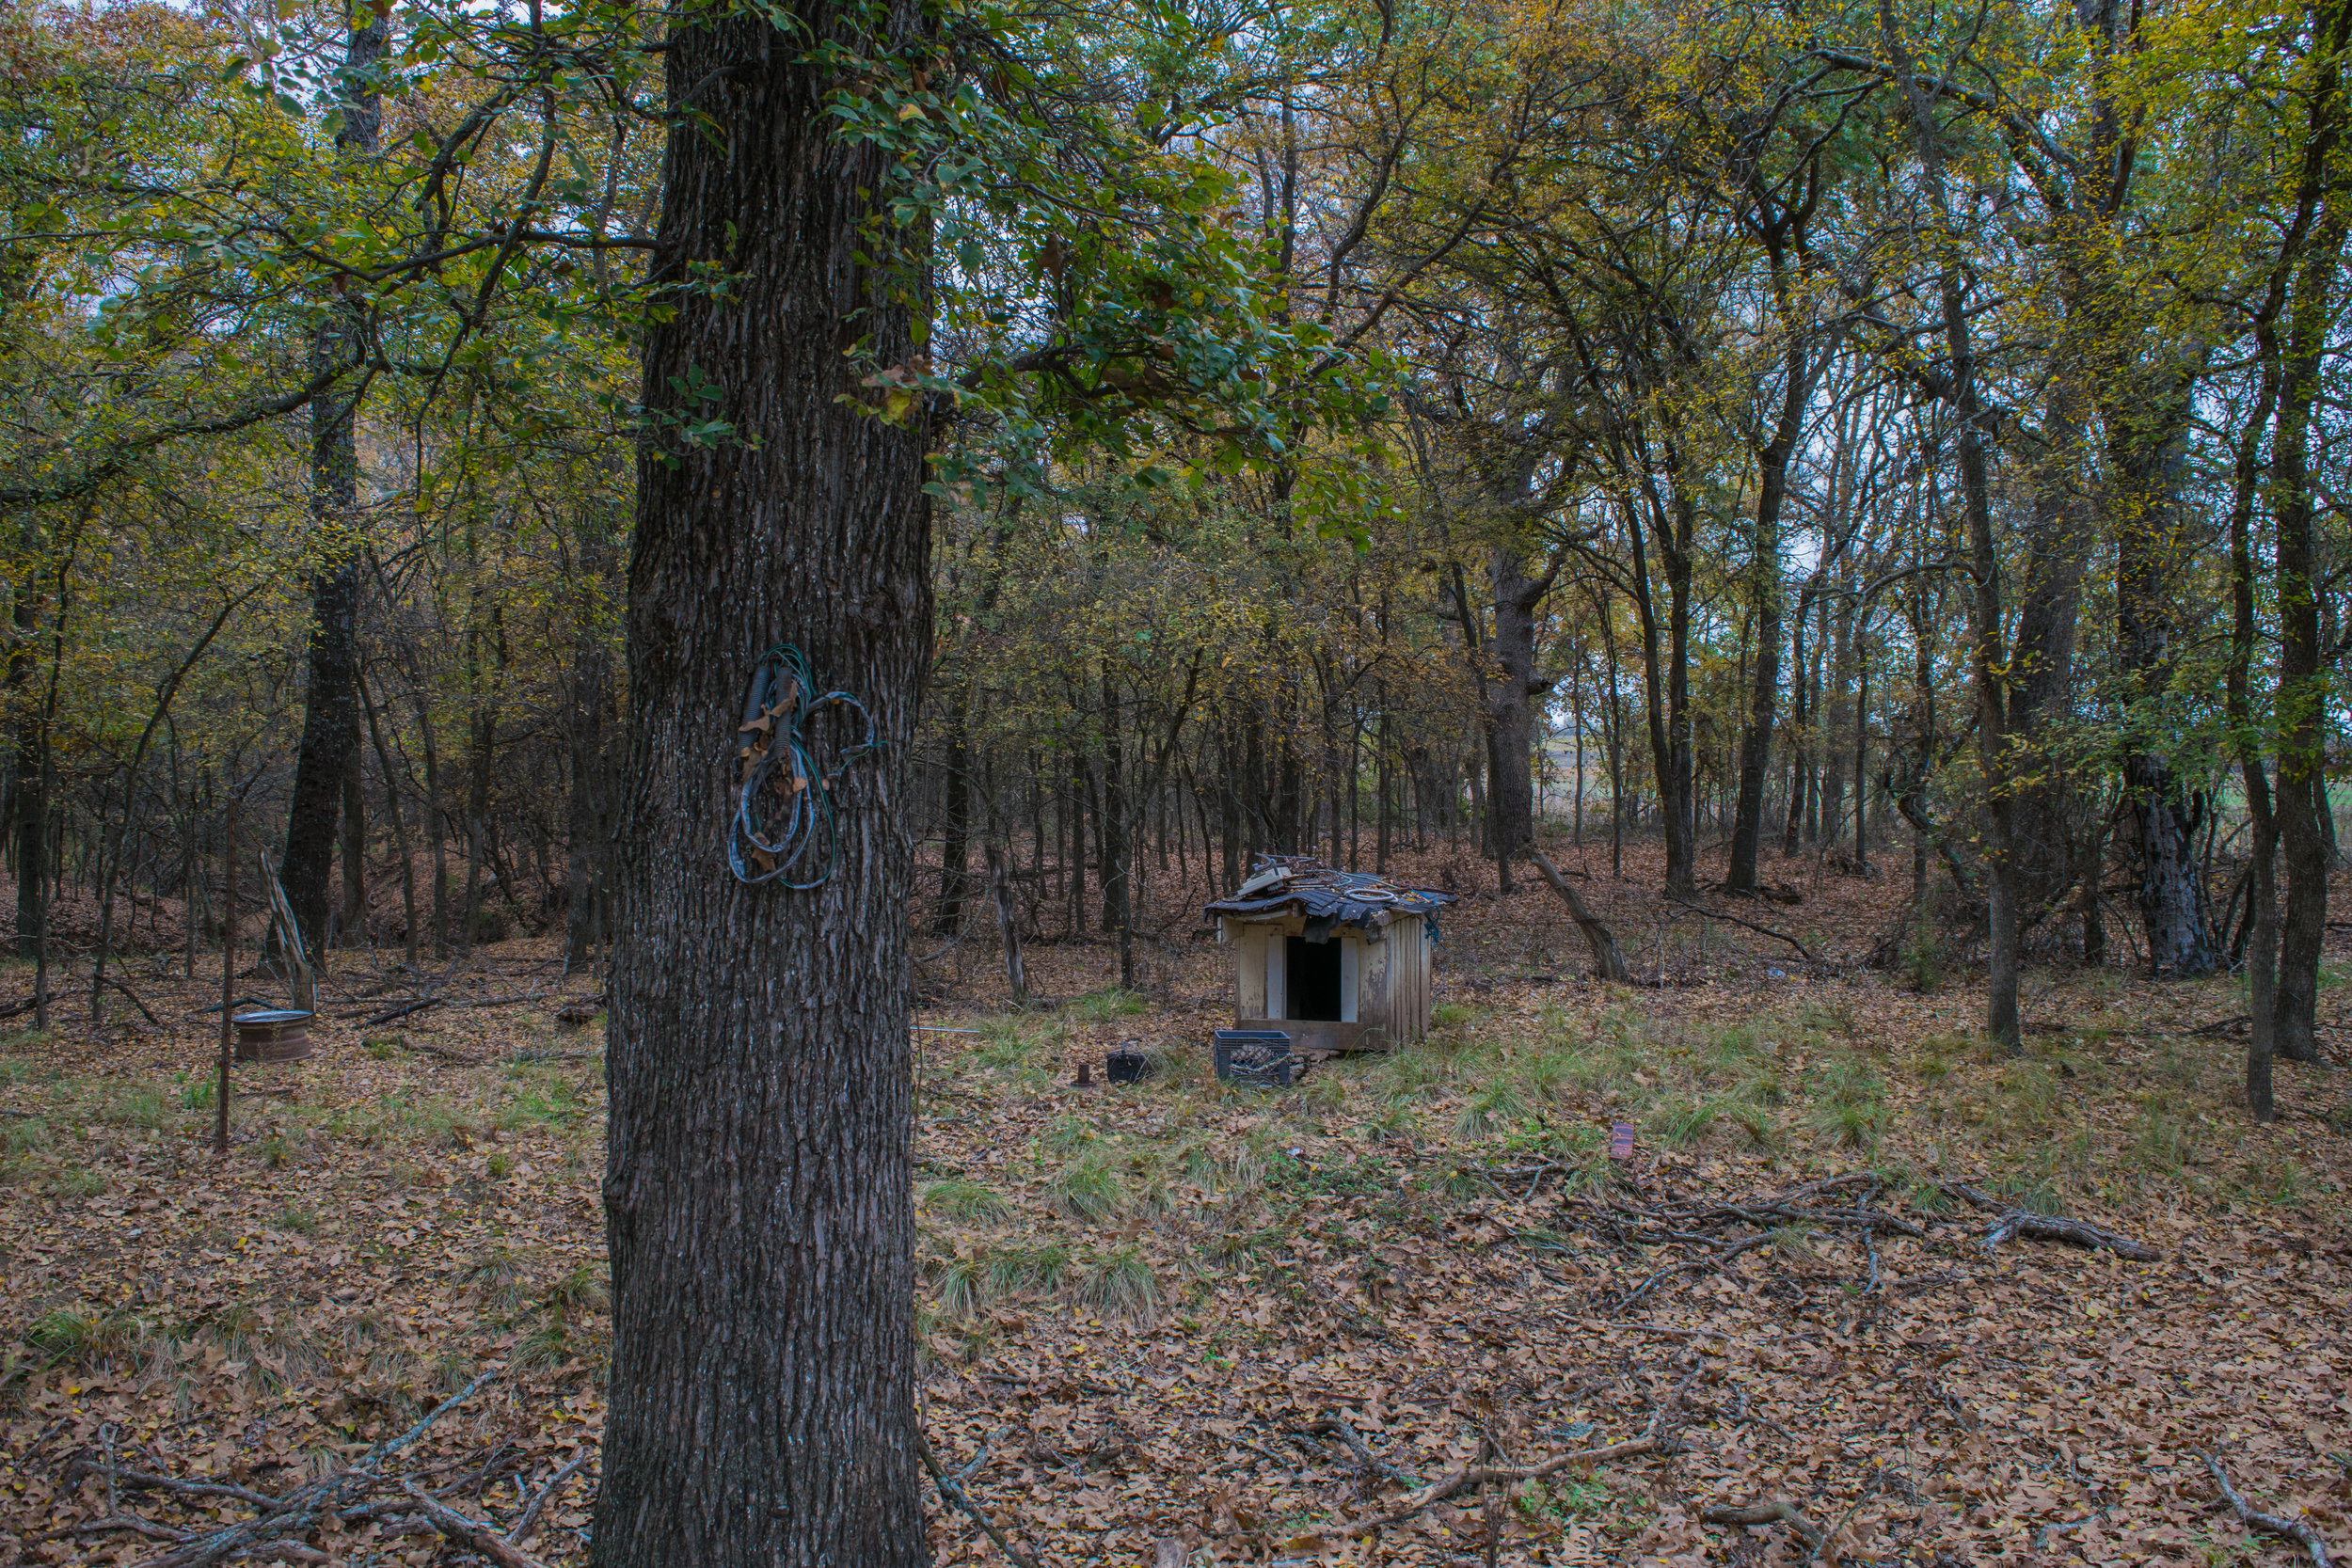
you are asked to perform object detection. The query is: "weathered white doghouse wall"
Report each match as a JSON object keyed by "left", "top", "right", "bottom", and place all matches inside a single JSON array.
[{"left": 1217, "top": 911, "right": 1434, "bottom": 1046}]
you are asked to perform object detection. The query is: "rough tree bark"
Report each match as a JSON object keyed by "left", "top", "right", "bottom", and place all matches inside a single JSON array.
[
  {"left": 2270, "top": 0, "right": 2349, "bottom": 1064},
  {"left": 2111, "top": 387, "right": 2216, "bottom": 978},
  {"left": 591, "top": 0, "right": 931, "bottom": 1558},
  {"left": 1480, "top": 543, "right": 1565, "bottom": 881},
  {"left": 1883, "top": 0, "right": 2019, "bottom": 1051},
  {"left": 278, "top": 16, "right": 386, "bottom": 960},
  {"left": 565, "top": 513, "right": 621, "bottom": 973},
  {"left": 1727, "top": 328, "right": 1807, "bottom": 893}
]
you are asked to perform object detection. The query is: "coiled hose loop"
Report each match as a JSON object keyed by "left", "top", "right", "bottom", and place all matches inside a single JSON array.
[{"left": 727, "top": 644, "right": 878, "bottom": 888}]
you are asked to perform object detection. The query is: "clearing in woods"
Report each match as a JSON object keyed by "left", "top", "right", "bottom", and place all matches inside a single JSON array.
[{"left": 0, "top": 841, "right": 2345, "bottom": 1565}]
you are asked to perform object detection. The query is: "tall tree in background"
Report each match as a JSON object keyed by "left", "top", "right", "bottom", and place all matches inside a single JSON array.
[
  {"left": 2269, "top": 0, "right": 2351, "bottom": 1065},
  {"left": 280, "top": 10, "right": 387, "bottom": 957}
]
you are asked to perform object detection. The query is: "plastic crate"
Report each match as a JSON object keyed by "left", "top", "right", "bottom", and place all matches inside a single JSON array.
[
  {"left": 1106, "top": 1048, "right": 1154, "bottom": 1085},
  {"left": 1213, "top": 1029, "right": 1294, "bottom": 1089}
]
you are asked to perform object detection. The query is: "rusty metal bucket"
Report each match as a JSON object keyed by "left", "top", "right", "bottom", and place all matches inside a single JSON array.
[{"left": 232, "top": 1009, "right": 313, "bottom": 1063}]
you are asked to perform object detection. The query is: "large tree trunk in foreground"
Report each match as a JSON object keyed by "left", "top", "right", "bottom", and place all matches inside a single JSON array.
[
  {"left": 594, "top": 3, "right": 930, "bottom": 1561},
  {"left": 280, "top": 16, "right": 386, "bottom": 959}
]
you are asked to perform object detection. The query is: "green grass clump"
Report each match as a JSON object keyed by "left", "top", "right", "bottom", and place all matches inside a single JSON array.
[
  {"left": 2127, "top": 1096, "right": 2201, "bottom": 1177},
  {"left": 1070, "top": 988, "right": 1148, "bottom": 1022},
  {"left": 95, "top": 1085, "right": 171, "bottom": 1130},
  {"left": 47, "top": 1165, "right": 105, "bottom": 1199},
  {"left": 275, "top": 1203, "right": 320, "bottom": 1235},
  {"left": 932, "top": 1257, "right": 989, "bottom": 1321},
  {"left": 1646, "top": 1097, "right": 1721, "bottom": 1147},
  {"left": 1041, "top": 1116, "right": 1099, "bottom": 1156},
  {"left": 1078, "top": 1245, "right": 1162, "bottom": 1319},
  {"left": 1728, "top": 1103, "right": 1783, "bottom": 1152},
  {"left": 971, "top": 1021, "right": 1034, "bottom": 1069},
  {"left": 986, "top": 1242, "right": 1072, "bottom": 1296},
  {"left": 923, "top": 1179, "right": 1011, "bottom": 1224},
  {"left": 25, "top": 1305, "right": 145, "bottom": 1366},
  {"left": 1809, "top": 1099, "right": 1885, "bottom": 1152},
  {"left": 1453, "top": 1082, "right": 1527, "bottom": 1141},
  {"left": 1047, "top": 1150, "right": 1123, "bottom": 1221}
]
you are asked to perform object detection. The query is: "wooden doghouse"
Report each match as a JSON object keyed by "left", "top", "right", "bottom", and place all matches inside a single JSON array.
[{"left": 1204, "top": 859, "right": 1454, "bottom": 1050}]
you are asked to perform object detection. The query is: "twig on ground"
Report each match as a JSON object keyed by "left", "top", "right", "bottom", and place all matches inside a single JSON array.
[
  {"left": 398, "top": 1039, "right": 484, "bottom": 1066},
  {"left": 2205, "top": 1451, "right": 2333, "bottom": 1567},
  {"left": 39, "top": 1513, "right": 191, "bottom": 1544},
  {"left": 400, "top": 1483, "right": 550, "bottom": 1568},
  {"left": 131, "top": 1370, "right": 500, "bottom": 1568},
  {"left": 1325, "top": 1376, "right": 1695, "bottom": 1543},
  {"left": 1334, "top": 1433, "right": 1665, "bottom": 1537},
  {"left": 1702, "top": 1500, "right": 1826, "bottom": 1550},
  {"left": 1939, "top": 1182, "right": 2160, "bottom": 1260},
  {"left": 1665, "top": 895, "right": 1816, "bottom": 960},
  {"left": 512, "top": 1448, "right": 596, "bottom": 1543},
  {"left": 95, "top": 974, "right": 160, "bottom": 1025},
  {"left": 918, "top": 1432, "right": 1041, "bottom": 1568},
  {"left": 361, "top": 997, "right": 441, "bottom": 1027},
  {"left": 2035, "top": 1511, "right": 2108, "bottom": 1551},
  {"left": 1298, "top": 1417, "right": 1421, "bottom": 1488}
]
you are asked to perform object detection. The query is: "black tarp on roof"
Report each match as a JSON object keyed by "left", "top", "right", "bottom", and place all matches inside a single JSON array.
[{"left": 1202, "top": 856, "right": 1454, "bottom": 943}]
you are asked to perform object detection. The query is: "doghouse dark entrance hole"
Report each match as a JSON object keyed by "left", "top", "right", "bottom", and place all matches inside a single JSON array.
[{"left": 1285, "top": 935, "right": 1343, "bottom": 1021}]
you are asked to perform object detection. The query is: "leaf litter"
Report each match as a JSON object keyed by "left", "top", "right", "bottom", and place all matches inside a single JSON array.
[{"left": 0, "top": 846, "right": 2345, "bottom": 1566}]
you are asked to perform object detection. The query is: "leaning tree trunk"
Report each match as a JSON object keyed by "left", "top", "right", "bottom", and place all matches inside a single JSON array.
[
  {"left": 279, "top": 15, "right": 386, "bottom": 960},
  {"left": 593, "top": 0, "right": 930, "bottom": 1560}
]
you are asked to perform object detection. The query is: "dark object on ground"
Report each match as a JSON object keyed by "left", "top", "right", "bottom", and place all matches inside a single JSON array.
[
  {"left": 231, "top": 1009, "right": 312, "bottom": 1063},
  {"left": 556, "top": 995, "right": 607, "bottom": 1028},
  {"left": 1106, "top": 1048, "right": 1153, "bottom": 1085},
  {"left": 1214, "top": 1029, "right": 1293, "bottom": 1089}
]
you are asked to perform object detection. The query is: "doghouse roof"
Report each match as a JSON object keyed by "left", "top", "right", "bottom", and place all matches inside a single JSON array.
[{"left": 1203, "top": 856, "right": 1455, "bottom": 937}]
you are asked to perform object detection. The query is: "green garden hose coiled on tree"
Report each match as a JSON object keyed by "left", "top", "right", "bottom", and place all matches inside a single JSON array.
[{"left": 727, "top": 644, "right": 878, "bottom": 889}]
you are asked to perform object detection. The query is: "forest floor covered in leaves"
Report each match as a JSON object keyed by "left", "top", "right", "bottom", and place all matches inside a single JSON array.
[{"left": 0, "top": 840, "right": 2346, "bottom": 1565}]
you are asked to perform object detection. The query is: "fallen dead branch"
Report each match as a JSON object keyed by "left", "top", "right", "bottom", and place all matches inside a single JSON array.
[
  {"left": 1342, "top": 1433, "right": 1665, "bottom": 1536},
  {"left": 398, "top": 1038, "right": 485, "bottom": 1066},
  {"left": 399, "top": 1483, "right": 551, "bottom": 1568},
  {"left": 1665, "top": 895, "right": 1817, "bottom": 961},
  {"left": 918, "top": 1432, "right": 1039, "bottom": 1568},
  {"left": 94, "top": 973, "right": 160, "bottom": 1025},
  {"left": 360, "top": 997, "right": 441, "bottom": 1027},
  {"left": 1701, "top": 1499, "right": 1825, "bottom": 1551},
  {"left": 129, "top": 1370, "right": 501, "bottom": 1568},
  {"left": 1556, "top": 1174, "right": 1929, "bottom": 1310},
  {"left": 1296, "top": 1416, "right": 1422, "bottom": 1489},
  {"left": 1322, "top": 1365, "right": 1698, "bottom": 1540},
  {"left": 2205, "top": 1451, "right": 2333, "bottom": 1567},
  {"left": 1939, "top": 1182, "right": 2160, "bottom": 1261},
  {"left": 1530, "top": 847, "right": 1629, "bottom": 982},
  {"left": 511, "top": 1448, "right": 596, "bottom": 1544}
]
